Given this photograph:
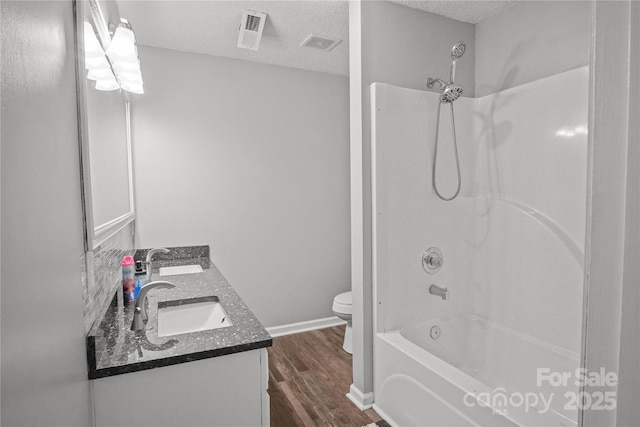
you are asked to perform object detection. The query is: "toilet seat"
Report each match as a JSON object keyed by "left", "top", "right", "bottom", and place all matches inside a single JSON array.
[
  {"left": 331, "top": 291, "right": 353, "bottom": 354},
  {"left": 332, "top": 291, "right": 352, "bottom": 315}
]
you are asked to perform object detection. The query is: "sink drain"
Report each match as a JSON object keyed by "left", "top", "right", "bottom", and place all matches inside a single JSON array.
[{"left": 430, "top": 325, "right": 441, "bottom": 340}]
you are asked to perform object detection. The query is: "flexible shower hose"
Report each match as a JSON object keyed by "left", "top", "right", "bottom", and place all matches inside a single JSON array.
[{"left": 432, "top": 100, "right": 462, "bottom": 201}]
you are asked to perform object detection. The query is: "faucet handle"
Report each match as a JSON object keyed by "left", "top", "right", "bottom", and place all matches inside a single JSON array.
[
  {"left": 422, "top": 247, "right": 444, "bottom": 274},
  {"left": 426, "top": 255, "right": 443, "bottom": 268}
]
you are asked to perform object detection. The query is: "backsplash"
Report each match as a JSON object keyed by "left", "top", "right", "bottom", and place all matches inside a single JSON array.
[
  {"left": 82, "top": 222, "right": 135, "bottom": 333},
  {"left": 133, "top": 245, "right": 209, "bottom": 263}
]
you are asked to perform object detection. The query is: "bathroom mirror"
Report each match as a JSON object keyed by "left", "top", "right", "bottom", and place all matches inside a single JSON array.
[{"left": 75, "top": 0, "right": 135, "bottom": 250}]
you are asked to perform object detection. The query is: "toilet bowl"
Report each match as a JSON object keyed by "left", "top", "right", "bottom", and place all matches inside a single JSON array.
[{"left": 332, "top": 291, "right": 352, "bottom": 354}]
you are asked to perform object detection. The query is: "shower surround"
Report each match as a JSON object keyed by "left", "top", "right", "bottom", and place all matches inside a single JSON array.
[{"left": 371, "top": 66, "right": 588, "bottom": 426}]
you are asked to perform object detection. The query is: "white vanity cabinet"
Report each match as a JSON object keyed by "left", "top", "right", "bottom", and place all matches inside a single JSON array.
[{"left": 92, "top": 348, "right": 270, "bottom": 426}]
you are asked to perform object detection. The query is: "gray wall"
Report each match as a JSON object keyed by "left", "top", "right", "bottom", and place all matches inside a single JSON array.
[
  {"left": 475, "top": 1, "right": 590, "bottom": 96},
  {"left": 131, "top": 46, "right": 351, "bottom": 328},
  {"left": 1, "top": 1, "right": 92, "bottom": 425},
  {"left": 362, "top": 1, "right": 476, "bottom": 96}
]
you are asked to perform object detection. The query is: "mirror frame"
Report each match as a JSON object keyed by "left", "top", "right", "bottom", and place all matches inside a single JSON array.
[{"left": 74, "top": 0, "right": 135, "bottom": 251}]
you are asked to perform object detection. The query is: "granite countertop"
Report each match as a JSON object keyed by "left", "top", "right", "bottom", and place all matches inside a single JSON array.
[{"left": 86, "top": 250, "right": 272, "bottom": 379}]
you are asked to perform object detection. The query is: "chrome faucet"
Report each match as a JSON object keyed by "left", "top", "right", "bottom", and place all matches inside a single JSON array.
[
  {"left": 131, "top": 281, "right": 175, "bottom": 331},
  {"left": 145, "top": 248, "right": 169, "bottom": 278},
  {"left": 429, "top": 284, "right": 449, "bottom": 300}
]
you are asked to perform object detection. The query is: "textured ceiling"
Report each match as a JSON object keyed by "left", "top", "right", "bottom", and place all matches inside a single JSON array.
[
  {"left": 117, "top": 1, "right": 350, "bottom": 75},
  {"left": 389, "top": 0, "right": 517, "bottom": 24},
  {"left": 116, "top": 1, "right": 516, "bottom": 76}
]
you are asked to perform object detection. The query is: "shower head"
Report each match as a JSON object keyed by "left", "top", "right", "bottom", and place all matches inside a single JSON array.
[
  {"left": 440, "top": 85, "right": 463, "bottom": 103},
  {"left": 451, "top": 41, "right": 466, "bottom": 60},
  {"left": 449, "top": 41, "right": 466, "bottom": 83}
]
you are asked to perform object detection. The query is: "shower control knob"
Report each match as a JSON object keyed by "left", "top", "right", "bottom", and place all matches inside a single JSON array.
[
  {"left": 422, "top": 247, "right": 443, "bottom": 274},
  {"left": 426, "top": 255, "right": 442, "bottom": 268}
]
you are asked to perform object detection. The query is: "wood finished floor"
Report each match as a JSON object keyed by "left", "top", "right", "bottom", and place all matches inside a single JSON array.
[{"left": 267, "top": 326, "right": 386, "bottom": 427}]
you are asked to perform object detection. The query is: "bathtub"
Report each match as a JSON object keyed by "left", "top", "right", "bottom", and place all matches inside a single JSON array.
[{"left": 373, "top": 315, "right": 580, "bottom": 427}]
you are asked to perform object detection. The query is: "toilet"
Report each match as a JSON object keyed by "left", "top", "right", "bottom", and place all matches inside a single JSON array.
[{"left": 332, "top": 291, "right": 353, "bottom": 354}]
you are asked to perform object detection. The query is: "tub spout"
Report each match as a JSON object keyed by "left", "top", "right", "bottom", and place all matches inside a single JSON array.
[{"left": 429, "top": 284, "right": 448, "bottom": 300}]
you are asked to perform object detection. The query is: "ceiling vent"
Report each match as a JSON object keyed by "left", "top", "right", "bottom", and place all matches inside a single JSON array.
[
  {"left": 300, "top": 34, "right": 342, "bottom": 52},
  {"left": 237, "top": 10, "right": 267, "bottom": 51}
]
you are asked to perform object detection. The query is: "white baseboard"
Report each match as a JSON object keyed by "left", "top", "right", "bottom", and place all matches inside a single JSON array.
[
  {"left": 266, "top": 316, "right": 346, "bottom": 338},
  {"left": 346, "top": 384, "right": 374, "bottom": 410}
]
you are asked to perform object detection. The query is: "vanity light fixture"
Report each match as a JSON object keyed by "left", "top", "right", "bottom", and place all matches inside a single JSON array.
[
  {"left": 84, "top": 21, "right": 118, "bottom": 91},
  {"left": 83, "top": 19, "right": 144, "bottom": 94},
  {"left": 106, "top": 19, "right": 144, "bottom": 94}
]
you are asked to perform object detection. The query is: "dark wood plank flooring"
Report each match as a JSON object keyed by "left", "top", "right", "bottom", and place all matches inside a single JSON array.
[{"left": 267, "top": 326, "right": 385, "bottom": 427}]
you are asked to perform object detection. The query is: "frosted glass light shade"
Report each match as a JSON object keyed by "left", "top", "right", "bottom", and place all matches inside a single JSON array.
[
  {"left": 95, "top": 75, "right": 120, "bottom": 91},
  {"left": 113, "top": 60, "right": 141, "bottom": 73},
  {"left": 87, "top": 68, "right": 115, "bottom": 81},
  {"left": 118, "top": 71, "right": 143, "bottom": 85},
  {"left": 85, "top": 55, "right": 111, "bottom": 71},
  {"left": 120, "top": 81, "right": 144, "bottom": 94},
  {"left": 106, "top": 26, "right": 138, "bottom": 65},
  {"left": 84, "top": 22, "right": 116, "bottom": 83},
  {"left": 106, "top": 21, "right": 144, "bottom": 94},
  {"left": 83, "top": 21, "right": 105, "bottom": 61}
]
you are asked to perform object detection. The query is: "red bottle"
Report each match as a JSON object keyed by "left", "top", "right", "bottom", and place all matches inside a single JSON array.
[{"left": 122, "top": 256, "right": 135, "bottom": 305}]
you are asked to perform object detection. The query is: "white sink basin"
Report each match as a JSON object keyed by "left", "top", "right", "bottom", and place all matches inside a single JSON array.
[
  {"left": 159, "top": 264, "right": 203, "bottom": 276},
  {"left": 157, "top": 297, "right": 232, "bottom": 337}
]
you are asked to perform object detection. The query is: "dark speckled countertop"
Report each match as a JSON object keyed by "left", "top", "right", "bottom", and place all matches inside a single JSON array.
[{"left": 86, "top": 248, "right": 272, "bottom": 379}]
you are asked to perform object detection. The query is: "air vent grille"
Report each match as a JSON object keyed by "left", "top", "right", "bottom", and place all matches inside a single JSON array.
[
  {"left": 300, "top": 34, "right": 342, "bottom": 52},
  {"left": 245, "top": 14, "right": 261, "bottom": 31},
  {"left": 238, "top": 10, "right": 267, "bottom": 51}
]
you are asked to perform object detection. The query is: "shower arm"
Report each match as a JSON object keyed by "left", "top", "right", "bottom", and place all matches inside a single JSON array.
[
  {"left": 426, "top": 60, "right": 460, "bottom": 91},
  {"left": 426, "top": 77, "right": 448, "bottom": 90}
]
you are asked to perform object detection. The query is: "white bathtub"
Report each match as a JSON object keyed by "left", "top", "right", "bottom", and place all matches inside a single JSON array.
[{"left": 373, "top": 315, "right": 580, "bottom": 427}]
